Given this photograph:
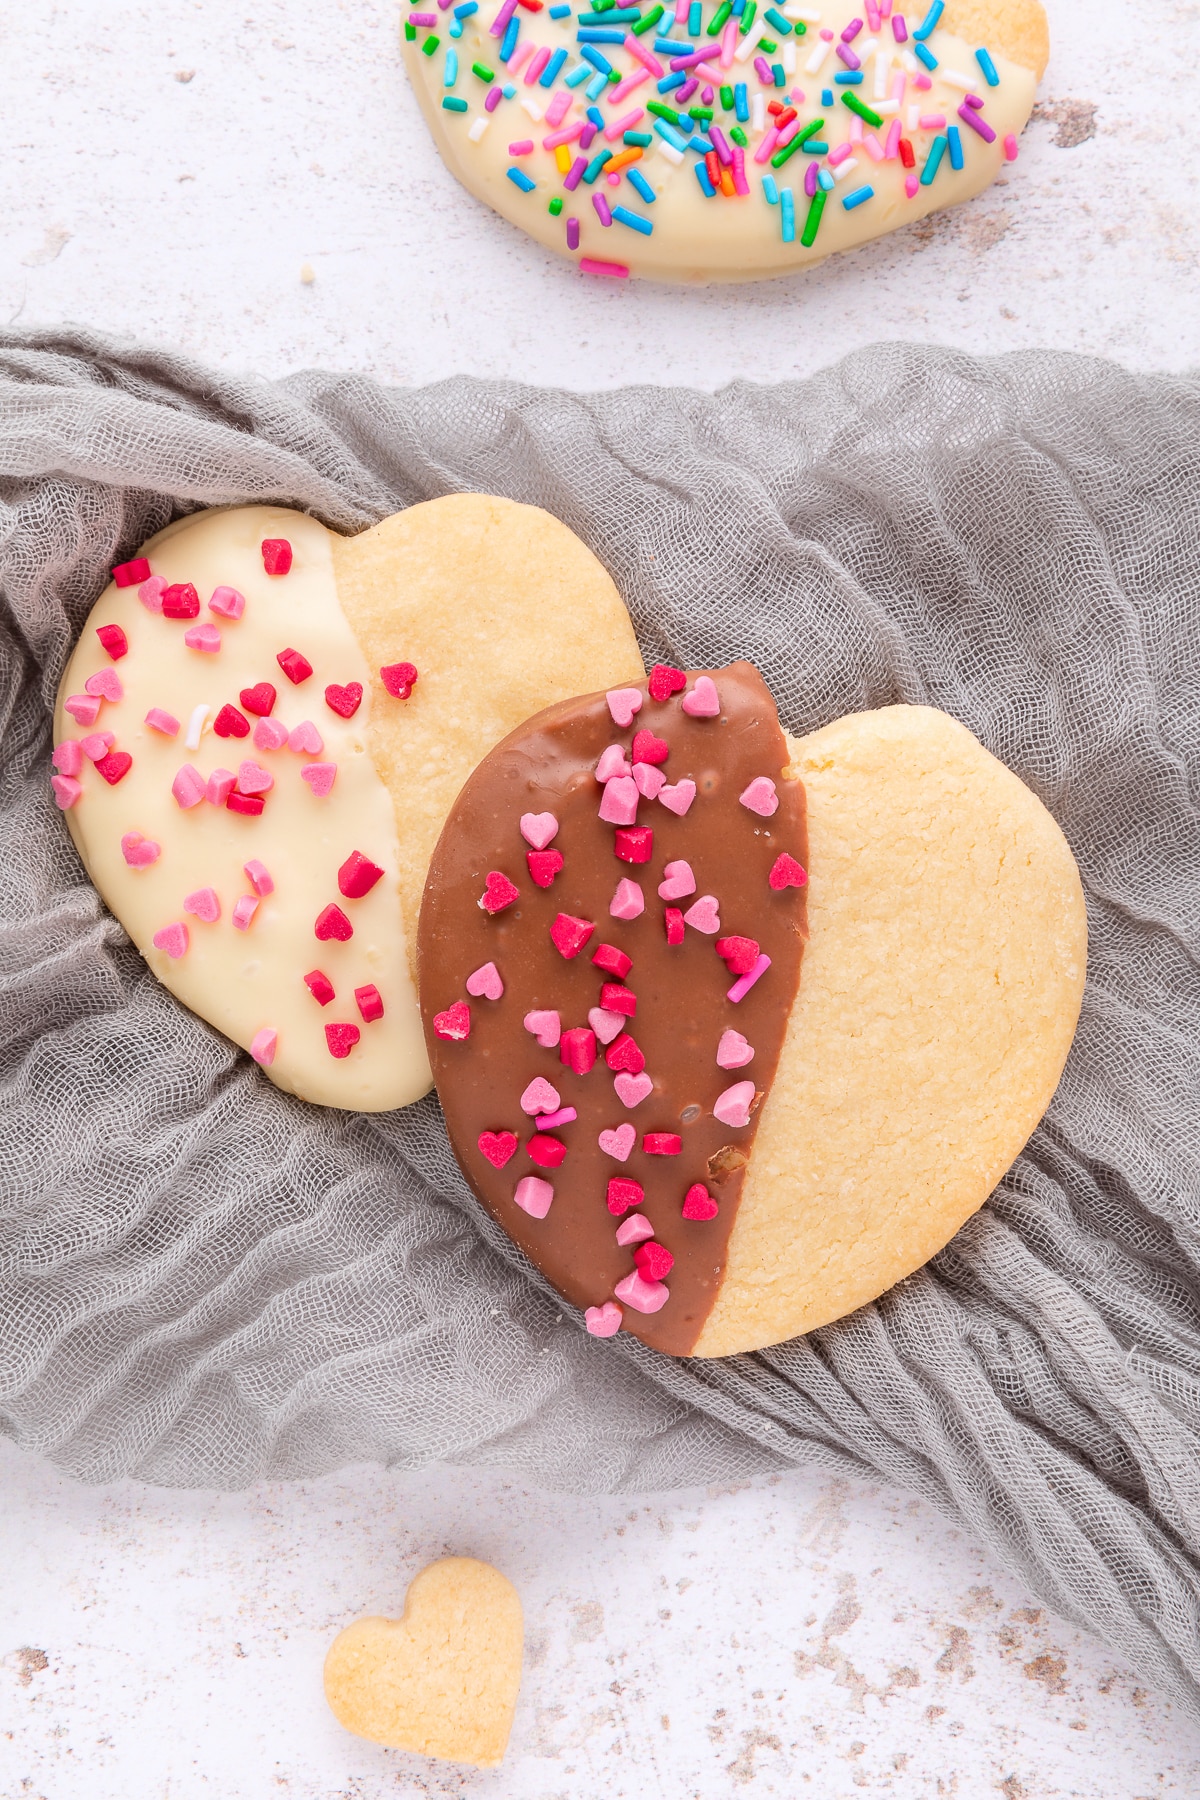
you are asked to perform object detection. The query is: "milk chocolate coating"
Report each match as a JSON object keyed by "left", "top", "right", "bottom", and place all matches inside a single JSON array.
[{"left": 418, "top": 663, "right": 808, "bottom": 1356}]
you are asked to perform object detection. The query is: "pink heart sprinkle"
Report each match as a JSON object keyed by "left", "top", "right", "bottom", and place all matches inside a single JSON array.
[
  {"left": 206, "top": 768, "right": 235, "bottom": 806},
  {"left": 236, "top": 760, "right": 274, "bottom": 796},
  {"left": 632, "top": 761, "right": 665, "bottom": 800},
  {"left": 683, "top": 894, "right": 720, "bottom": 934},
  {"left": 585, "top": 1300, "right": 623, "bottom": 1337},
  {"left": 121, "top": 832, "right": 161, "bottom": 868},
  {"left": 183, "top": 887, "right": 221, "bottom": 923},
  {"left": 613, "top": 1269, "right": 669, "bottom": 1314},
  {"left": 609, "top": 877, "right": 644, "bottom": 920},
  {"left": 152, "top": 921, "right": 189, "bottom": 959},
  {"left": 50, "top": 775, "right": 82, "bottom": 810},
  {"left": 588, "top": 1006, "right": 625, "bottom": 1046},
  {"left": 80, "top": 732, "right": 115, "bottom": 762},
  {"left": 615, "top": 1211, "right": 654, "bottom": 1245},
  {"left": 63, "top": 694, "right": 101, "bottom": 726},
  {"left": 301, "top": 762, "right": 337, "bottom": 797},
  {"left": 84, "top": 669, "right": 123, "bottom": 702},
  {"left": 250, "top": 1026, "right": 277, "bottom": 1066},
  {"left": 244, "top": 858, "right": 274, "bottom": 896},
  {"left": 172, "top": 764, "right": 206, "bottom": 809},
  {"left": 520, "top": 811, "right": 559, "bottom": 850},
  {"left": 658, "top": 779, "right": 696, "bottom": 817},
  {"left": 523, "top": 1009, "right": 561, "bottom": 1048},
  {"left": 514, "top": 1175, "right": 554, "bottom": 1219},
  {"left": 144, "top": 707, "right": 180, "bottom": 737},
  {"left": 288, "top": 720, "right": 324, "bottom": 755},
  {"left": 139, "top": 575, "right": 166, "bottom": 613},
  {"left": 681, "top": 675, "right": 720, "bottom": 718},
  {"left": 208, "top": 585, "right": 245, "bottom": 619},
  {"left": 466, "top": 960, "right": 504, "bottom": 1000},
  {"left": 253, "top": 716, "right": 290, "bottom": 752},
  {"left": 232, "top": 895, "right": 259, "bottom": 931},
  {"left": 740, "top": 775, "right": 780, "bottom": 817},
  {"left": 598, "top": 775, "right": 639, "bottom": 826},
  {"left": 716, "top": 1028, "right": 755, "bottom": 1069},
  {"left": 605, "top": 687, "right": 643, "bottom": 728},
  {"left": 521, "top": 1075, "right": 561, "bottom": 1116},
  {"left": 595, "top": 744, "right": 632, "bottom": 784},
  {"left": 614, "top": 1070, "right": 653, "bottom": 1109},
  {"left": 713, "top": 1079, "right": 756, "bottom": 1128},
  {"left": 598, "top": 1123, "right": 637, "bottom": 1162},
  {"left": 183, "top": 623, "right": 222, "bottom": 653},
  {"left": 657, "top": 859, "right": 696, "bottom": 900},
  {"left": 52, "top": 740, "right": 82, "bottom": 776}
]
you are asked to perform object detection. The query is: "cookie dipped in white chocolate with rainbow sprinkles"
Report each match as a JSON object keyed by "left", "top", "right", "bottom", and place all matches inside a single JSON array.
[{"left": 401, "top": 0, "right": 1047, "bottom": 282}]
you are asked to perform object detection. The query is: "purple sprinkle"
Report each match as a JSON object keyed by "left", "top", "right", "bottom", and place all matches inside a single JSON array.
[
  {"left": 804, "top": 159, "right": 818, "bottom": 196},
  {"left": 485, "top": 85, "right": 503, "bottom": 111},
  {"left": 958, "top": 100, "right": 996, "bottom": 141},
  {"left": 563, "top": 155, "right": 587, "bottom": 190},
  {"left": 702, "top": 83, "right": 714, "bottom": 102},
  {"left": 580, "top": 120, "right": 598, "bottom": 148},
  {"left": 841, "top": 16, "right": 863, "bottom": 38},
  {"left": 728, "top": 953, "right": 772, "bottom": 1005},
  {"left": 489, "top": 0, "right": 518, "bottom": 35},
  {"left": 677, "top": 75, "right": 698, "bottom": 100},
  {"left": 566, "top": 216, "right": 581, "bottom": 249},
  {"left": 964, "top": 91, "right": 985, "bottom": 108},
  {"left": 410, "top": 11, "right": 437, "bottom": 21},
  {"left": 754, "top": 54, "right": 772, "bottom": 80},
  {"left": 709, "top": 123, "right": 733, "bottom": 165},
  {"left": 669, "top": 44, "right": 715, "bottom": 69},
  {"left": 593, "top": 192, "right": 613, "bottom": 225},
  {"left": 892, "top": 13, "right": 908, "bottom": 38},
  {"left": 836, "top": 42, "right": 860, "bottom": 68}
]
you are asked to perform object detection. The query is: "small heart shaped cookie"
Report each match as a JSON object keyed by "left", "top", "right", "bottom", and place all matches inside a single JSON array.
[{"left": 324, "top": 1557, "right": 523, "bottom": 1767}]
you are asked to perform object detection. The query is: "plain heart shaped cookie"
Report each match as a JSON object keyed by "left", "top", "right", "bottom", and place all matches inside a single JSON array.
[
  {"left": 417, "top": 662, "right": 1086, "bottom": 1357},
  {"left": 54, "top": 498, "right": 643, "bottom": 1110},
  {"left": 323, "top": 1557, "right": 523, "bottom": 1767}
]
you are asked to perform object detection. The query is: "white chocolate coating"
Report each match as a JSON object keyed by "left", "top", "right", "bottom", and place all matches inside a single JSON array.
[
  {"left": 55, "top": 507, "right": 429, "bottom": 1112},
  {"left": 402, "top": 0, "right": 1038, "bottom": 284}
]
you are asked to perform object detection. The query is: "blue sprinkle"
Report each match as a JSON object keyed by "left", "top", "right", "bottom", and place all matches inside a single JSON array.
[
  {"left": 688, "top": 0, "right": 702, "bottom": 34},
  {"left": 834, "top": 70, "right": 863, "bottom": 84},
  {"left": 780, "top": 186, "right": 795, "bottom": 241},
  {"left": 453, "top": 0, "right": 478, "bottom": 14},
  {"left": 564, "top": 60, "right": 592, "bottom": 84},
  {"left": 628, "top": 166, "right": 656, "bottom": 202},
  {"left": 577, "top": 25, "right": 626, "bottom": 39},
  {"left": 656, "top": 37, "right": 693, "bottom": 51},
  {"left": 947, "top": 123, "right": 963, "bottom": 168},
  {"left": 820, "top": 86, "right": 833, "bottom": 105},
  {"left": 975, "top": 45, "right": 999, "bottom": 85},
  {"left": 912, "top": 0, "right": 943, "bottom": 38},
  {"left": 500, "top": 15, "right": 519, "bottom": 59},
  {"left": 442, "top": 94, "right": 468, "bottom": 109},
  {"left": 913, "top": 39, "right": 937, "bottom": 69},
  {"left": 690, "top": 132, "right": 714, "bottom": 152},
  {"left": 695, "top": 161, "right": 717, "bottom": 196},
  {"left": 507, "top": 166, "right": 536, "bottom": 191},
  {"left": 587, "top": 104, "right": 606, "bottom": 125},
  {"left": 654, "top": 117, "right": 690, "bottom": 149},
  {"left": 503, "top": 80, "right": 517, "bottom": 96},
  {"left": 585, "top": 69, "right": 609, "bottom": 96},
  {"left": 841, "top": 182, "right": 873, "bottom": 209},
  {"left": 817, "top": 167, "right": 834, "bottom": 190},
  {"left": 772, "top": 62, "right": 786, "bottom": 86},
  {"left": 539, "top": 46, "right": 568, "bottom": 83},
  {"left": 450, "top": 18, "right": 463, "bottom": 35},
  {"left": 581, "top": 43, "right": 613, "bottom": 71},
  {"left": 732, "top": 0, "right": 745, "bottom": 13},
  {"left": 762, "top": 173, "right": 779, "bottom": 203},
  {"left": 444, "top": 47, "right": 458, "bottom": 83},
  {"left": 583, "top": 149, "right": 613, "bottom": 180},
  {"left": 578, "top": 4, "right": 641, "bottom": 17},
  {"left": 734, "top": 81, "right": 749, "bottom": 120},
  {"left": 613, "top": 203, "right": 654, "bottom": 234},
  {"left": 802, "top": 140, "right": 828, "bottom": 152},
  {"left": 657, "top": 69, "right": 686, "bottom": 91},
  {"left": 764, "top": 7, "right": 793, "bottom": 32},
  {"left": 548, "top": 2, "right": 571, "bottom": 13},
  {"left": 920, "top": 132, "right": 947, "bottom": 185}
]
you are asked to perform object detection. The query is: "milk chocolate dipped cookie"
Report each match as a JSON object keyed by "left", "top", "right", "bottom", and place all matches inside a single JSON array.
[
  {"left": 419, "top": 665, "right": 1086, "bottom": 1355},
  {"left": 53, "top": 498, "right": 643, "bottom": 1110},
  {"left": 401, "top": 0, "right": 1047, "bottom": 284}
]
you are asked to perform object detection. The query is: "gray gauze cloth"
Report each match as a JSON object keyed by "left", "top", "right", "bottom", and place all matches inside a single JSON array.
[{"left": 2, "top": 328, "right": 1199, "bottom": 1713}]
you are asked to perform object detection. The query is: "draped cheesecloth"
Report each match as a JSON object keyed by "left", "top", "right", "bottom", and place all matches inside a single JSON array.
[{"left": 2, "top": 330, "right": 1199, "bottom": 1712}]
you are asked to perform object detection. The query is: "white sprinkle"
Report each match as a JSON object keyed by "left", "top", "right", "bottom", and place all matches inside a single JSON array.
[
  {"left": 184, "top": 703, "right": 209, "bottom": 750},
  {"left": 940, "top": 66, "right": 976, "bottom": 89},
  {"left": 901, "top": 49, "right": 920, "bottom": 73},
  {"left": 857, "top": 36, "right": 878, "bottom": 58},
  {"left": 781, "top": 37, "right": 795, "bottom": 71},
  {"left": 751, "top": 91, "right": 766, "bottom": 131},
  {"left": 783, "top": 4, "right": 821, "bottom": 18},
  {"left": 734, "top": 17, "right": 767, "bottom": 60},
  {"left": 907, "top": 102, "right": 920, "bottom": 129},
  {"left": 520, "top": 95, "right": 544, "bottom": 120},
  {"left": 658, "top": 139, "right": 684, "bottom": 163},
  {"left": 873, "top": 97, "right": 899, "bottom": 113},
  {"left": 833, "top": 154, "right": 859, "bottom": 179},
  {"left": 468, "top": 115, "right": 490, "bottom": 140},
  {"left": 873, "top": 49, "right": 890, "bottom": 97},
  {"left": 804, "top": 38, "right": 831, "bottom": 72}
]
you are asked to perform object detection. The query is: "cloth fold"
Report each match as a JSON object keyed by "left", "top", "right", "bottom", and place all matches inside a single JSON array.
[{"left": 2, "top": 329, "right": 1199, "bottom": 1713}]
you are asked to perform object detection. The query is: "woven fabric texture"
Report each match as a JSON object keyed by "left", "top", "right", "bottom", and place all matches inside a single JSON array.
[{"left": 1, "top": 329, "right": 1198, "bottom": 1712}]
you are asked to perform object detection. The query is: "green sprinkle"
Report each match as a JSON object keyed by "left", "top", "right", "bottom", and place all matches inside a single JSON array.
[
  {"left": 730, "top": 124, "right": 748, "bottom": 146},
  {"left": 421, "top": 32, "right": 440, "bottom": 54},
  {"left": 739, "top": 0, "right": 756, "bottom": 31},
  {"left": 688, "top": 104, "right": 713, "bottom": 121},
  {"left": 840, "top": 90, "right": 883, "bottom": 126},
  {"left": 624, "top": 128, "right": 653, "bottom": 144},
  {"left": 404, "top": 19, "right": 416, "bottom": 37},
  {"left": 759, "top": 36, "right": 777, "bottom": 52},
  {"left": 800, "top": 186, "right": 826, "bottom": 248},
  {"left": 442, "top": 94, "right": 469, "bottom": 110},
  {"left": 648, "top": 100, "right": 682, "bottom": 124},
  {"left": 549, "top": 196, "right": 564, "bottom": 214},
  {"left": 631, "top": 1, "right": 663, "bottom": 29},
  {"left": 609, "top": 68, "right": 622, "bottom": 81},
  {"left": 770, "top": 115, "right": 823, "bottom": 168},
  {"left": 707, "top": 0, "right": 732, "bottom": 31},
  {"left": 593, "top": 0, "right": 616, "bottom": 10},
  {"left": 795, "top": 19, "right": 806, "bottom": 31},
  {"left": 720, "top": 83, "right": 734, "bottom": 108},
  {"left": 472, "top": 59, "right": 495, "bottom": 79}
]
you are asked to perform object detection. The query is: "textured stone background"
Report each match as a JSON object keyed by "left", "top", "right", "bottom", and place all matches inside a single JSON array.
[{"left": 3, "top": 0, "right": 1200, "bottom": 1794}]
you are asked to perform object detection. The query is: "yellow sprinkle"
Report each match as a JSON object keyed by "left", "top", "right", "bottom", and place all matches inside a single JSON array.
[{"left": 555, "top": 144, "right": 572, "bottom": 173}]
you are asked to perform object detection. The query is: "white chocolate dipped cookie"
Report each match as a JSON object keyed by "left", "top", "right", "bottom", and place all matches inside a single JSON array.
[
  {"left": 401, "top": 0, "right": 1047, "bottom": 283},
  {"left": 53, "top": 499, "right": 643, "bottom": 1110}
]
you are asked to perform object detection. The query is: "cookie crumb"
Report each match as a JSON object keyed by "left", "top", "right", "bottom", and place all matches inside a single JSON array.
[{"left": 300, "top": 263, "right": 316, "bottom": 285}]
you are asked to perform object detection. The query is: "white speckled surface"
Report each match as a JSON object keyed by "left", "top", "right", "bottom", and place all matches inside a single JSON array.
[{"left": 3, "top": 0, "right": 1200, "bottom": 1792}]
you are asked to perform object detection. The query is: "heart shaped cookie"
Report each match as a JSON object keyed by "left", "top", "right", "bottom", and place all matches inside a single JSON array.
[
  {"left": 53, "top": 498, "right": 643, "bottom": 1110},
  {"left": 418, "top": 662, "right": 1086, "bottom": 1355},
  {"left": 323, "top": 1557, "right": 523, "bottom": 1767}
]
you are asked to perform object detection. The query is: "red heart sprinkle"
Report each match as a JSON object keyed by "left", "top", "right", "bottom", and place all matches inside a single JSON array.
[
  {"left": 433, "top": 1000, "right": 471, "bottom": 1041},
  {"left": 355, "top": 983, "right": 385, "bottom": 1023},
  {"left": 600, "top": 982, "right": 636, "bottom": 1017},
  {"left": 606, "top": 1175, "right": 644, "bottom": 1216},
  {"left": 605, "top": 1032, "right": 645, "bottom": 1075},
  {"left": 480, "top": 871, "right": 520, "bottom": 914},
  {"left": 614, "top": 826, "right": 653, "bottom": 864},
  {"left": 527, "top": 848, "right": 564, "bottom": 888},
  {"left": 550, "top": 912, "right": 594, "bottom": 958},
  {"left": 315, "top": 902, "right": 353, "bottom": 941},
  {"left": 559, "top": 1027, "right": 597, "bottom": 1074},
  {"left": 325, "top": 1021, "right": 360, "bottom": 1059},
  {"left": 94, "top": 750, "right": 132, "bottom": 785},
  {"left": 634, "top": 1240, "right": 675, "bottom": 1282},
  {"left": 162, "top": 582, "right": 200, "bottom": 619},
  {"left": 527, "top": 1133, "right": 568, "bottom": 1169},
  {"left": 95, "top": 623, "right": 128, "bottom": 660},
  {"left": 239, "top": 683, "right": 277, "bottom": 717},
  {"left": 642, "top": 1132, "right": 682, "bottom": 1156},
  {"left": 716, "top": 935, "right": 760, "bottom": 975},
  {"left": 682, "top": 1184, "right": 720, "bottom": 1220},
  {"left": 631, "top": 728, "right": 669, "bottom": 766},
  {"left": 111, "top": 557, "right": 151, "bottom": 587},
  {"left": 478, "top": 1130, "right": 519, "bottom": 1169},
  {"left": 769, "top": 852, "right": 808, "bottom": 890},
  {"left": 227, "top": 791, "right": 265, "bottom": 816},
  {"left": 277, "top": 647, "right": 313, "bottom": 684},
  {"left": 664, "top": 906, "right": 685, "bottom": 945},
  {"left": 380, "top": 661, "right": 418, "bottom": 699},
  {"left": 325, "top": 682, "right": 363, "bottom": 719},
  {"left": 591, "top": 943, "right": 632, "bottom": 978},
  {"left": 261, "top": 538, "right": 293, "bottom": 575},
  {"left": 304, "top": 969, "right": 336, "bottom": 1006},
  {"left": 338, "top": 850, "right": 385, "bottom": 899},
  {"left": 213, "top": 704, "right": 250, "bottom": 739},
  {"left": 648, "top": 664, "right": 686, "bottom": 702}
]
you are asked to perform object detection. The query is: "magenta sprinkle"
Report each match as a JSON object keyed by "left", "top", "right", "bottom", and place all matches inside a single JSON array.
[
  {"left": 753, "top": 54, "right": 772, "bottom": 80},
  {"left": 485, "top": 85, "right": 502, "bottom": 111},
  {"left": 509, "top": 138, "right": 535, "bottom": 153},
  {"left": 728, "top": 952, "right": 771, "bottom": 1004},
  {"left": 958, "top": 101, "right": 996, "bottom": 141},
  {"left": 567, "top": 216, "right": 581, "bottom": 249},
  {"left": 409, "top": 10, "right": 436, "bottom": 20},
  {"left": 563, "top": 155, "right": 587, "bottom": 190},
  {"left": 593, "top": 192, "right": 613, "bottom": 226},
  {"left": 841, "top": 16, "right": 863, "bottom": 37},
  {"left": 701, "top": 83, "right": 714, "bottom": 102},
  {"left": 731, "top": 143, "right": 749, "bottom": 193},
  {"left": 892, "top": 12, "right": 907, "bottom": 37},
  {"left": 804, "top": 159, "right": 818, "bottom": 196},
  {"left": 836, "top": 42, "right": 860, "bottom": 68},
  {"left": 964, "top": 91, "right": 985, "bottom": 108}
]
